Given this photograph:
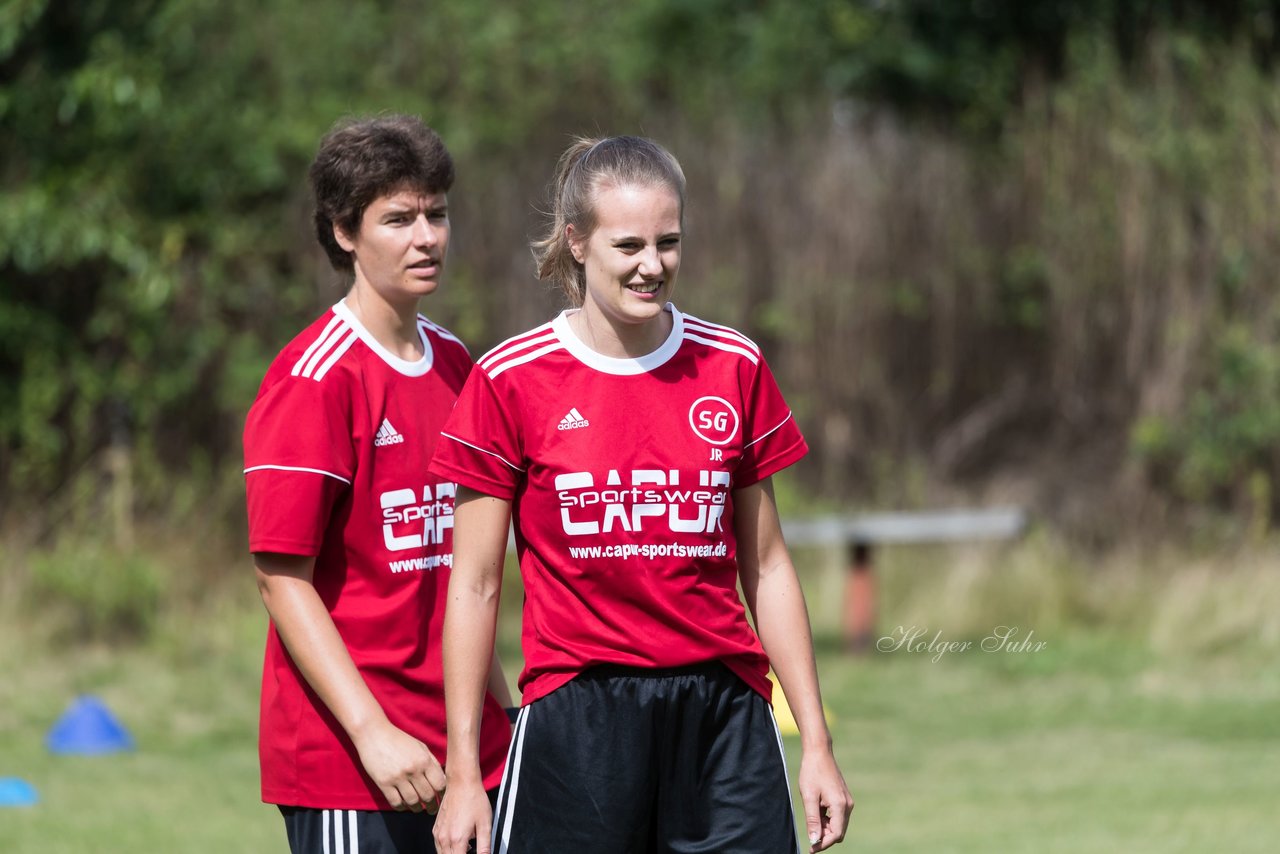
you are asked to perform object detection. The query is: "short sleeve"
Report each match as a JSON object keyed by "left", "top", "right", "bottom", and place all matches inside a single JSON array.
[
  {"left": 429, "top": 368, "right": 525, "bottom": 500},
  {"left": 735, "top": 357, "right": 808, "bottom": 487},
  {"left": 243, "top": 375, "right": 354, "bottom": 555}
]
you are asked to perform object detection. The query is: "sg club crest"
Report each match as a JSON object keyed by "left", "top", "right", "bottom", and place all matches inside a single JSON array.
[{"left": 688, "top": 396, "right": 740, "bottom": 446}]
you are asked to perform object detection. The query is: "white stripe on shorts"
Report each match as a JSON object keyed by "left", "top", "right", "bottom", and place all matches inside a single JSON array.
[
  {"left": 495, "top": 706, "right": 532, "bottom": 854},
  {"left": 766, "top": 705, "right": 803, "bottom": 854},
  {"left": 322, "top": 809, "right": 331, "bottom": 854}
]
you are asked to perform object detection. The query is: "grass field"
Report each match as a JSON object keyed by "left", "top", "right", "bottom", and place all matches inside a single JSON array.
[{"left": 2, "top": 539, "right": 1278, "bottom": 852}]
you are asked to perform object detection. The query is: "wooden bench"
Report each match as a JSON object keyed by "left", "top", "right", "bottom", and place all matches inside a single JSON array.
[{"left": 781, "top": 508, "right": 1029, "bottom": 652}]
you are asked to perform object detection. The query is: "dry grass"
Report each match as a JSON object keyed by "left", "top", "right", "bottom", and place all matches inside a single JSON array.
[{"left": 794, "top": 530, "right": 1280, "bottom": 669}]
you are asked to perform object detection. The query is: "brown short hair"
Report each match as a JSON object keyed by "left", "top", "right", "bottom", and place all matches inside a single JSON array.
[{"left": 309, "top": 114, "right": 455, "bottom": 273}]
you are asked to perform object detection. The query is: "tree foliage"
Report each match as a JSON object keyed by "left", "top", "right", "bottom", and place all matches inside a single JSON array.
[{"left": 2, "top": 0, "right": 1279, "bottom": 539}]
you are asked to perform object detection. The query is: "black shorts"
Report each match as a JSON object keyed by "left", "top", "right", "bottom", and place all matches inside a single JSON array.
[
  {"left": 491, "top": 663, "right": 800, "bottom": 853},
  {"left": 280, "top": 789, "right": 498, "bottom": 854}
]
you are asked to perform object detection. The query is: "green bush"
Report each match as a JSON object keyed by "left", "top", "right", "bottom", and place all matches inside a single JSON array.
[
  {"left": 1134, "top": 322, "right": 1280, "bottom": 525},
  {"left": 28, "top": 542, "right": 164, "bottom": 642}
]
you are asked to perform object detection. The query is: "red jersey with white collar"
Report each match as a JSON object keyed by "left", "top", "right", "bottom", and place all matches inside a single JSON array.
[
  {"left": 429, "top": 304, "right": 808, "bottom": 704},
  {"left": 243, "top": 301, "right": 510, "bottom": 809}
]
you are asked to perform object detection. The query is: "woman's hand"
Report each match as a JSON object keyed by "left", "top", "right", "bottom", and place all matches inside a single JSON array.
[
  {"left": 798, "top": 746, "right": 854, "bottom": 851},
  {"left": 433, "top": 779, "right": 494, "bottom": 854},
  {"left": 351, "top": 718, "right": 447, "bottom": 812}
]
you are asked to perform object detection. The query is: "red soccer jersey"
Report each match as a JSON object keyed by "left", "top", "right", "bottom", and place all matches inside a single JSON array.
[
  {"left": 429, "top": 304, "right": 808, "bottom": 705},
  {"left": 244, "top": 301, "right": 510, "bottom": 809}
]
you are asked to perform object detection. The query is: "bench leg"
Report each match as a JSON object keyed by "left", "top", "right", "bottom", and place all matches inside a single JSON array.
[{"left": 844, "top": 541, "right": 876, "bottom": 653}]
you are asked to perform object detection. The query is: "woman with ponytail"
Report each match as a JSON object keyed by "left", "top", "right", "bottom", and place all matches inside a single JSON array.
[{"left": 432, "top": 136, "right": 853, "bottom": 854}]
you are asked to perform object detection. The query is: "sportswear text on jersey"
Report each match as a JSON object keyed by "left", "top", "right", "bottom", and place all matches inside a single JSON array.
[{"left": 555, "top": 468, "right": 731, "bottom": 536}]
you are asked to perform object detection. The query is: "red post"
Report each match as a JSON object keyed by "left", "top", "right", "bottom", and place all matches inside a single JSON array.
[{"left": 844, "top": 541, "right": 876, "bottom": 653}]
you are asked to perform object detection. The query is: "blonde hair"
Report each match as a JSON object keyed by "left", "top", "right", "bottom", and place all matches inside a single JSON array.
[{"left": 532, "top": 136, "right": 687, "bottom": 305}]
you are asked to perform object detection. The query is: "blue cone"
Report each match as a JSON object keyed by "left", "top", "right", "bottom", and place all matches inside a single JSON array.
[
  {"left": 46, "top": 695, "right": 134, "bottom": 755},
  {"left": 0, "top": 777, "right": 39, "bottom": 807}
]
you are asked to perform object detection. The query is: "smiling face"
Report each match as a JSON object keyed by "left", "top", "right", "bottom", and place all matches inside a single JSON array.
[
  {"left": 568, "top": 182, "right": 682, "bottom": 353},
  {"left": 334, "top": 187, "right": 450, "bottom": 310}
]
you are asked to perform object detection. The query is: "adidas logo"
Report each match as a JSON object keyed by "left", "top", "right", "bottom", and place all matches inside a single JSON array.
[
  {"left": 557, "top": 408, "right": 590, "bottom": 431},
  {"left": 374, "top": 418, "right": 406, "bottom": 447}
]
